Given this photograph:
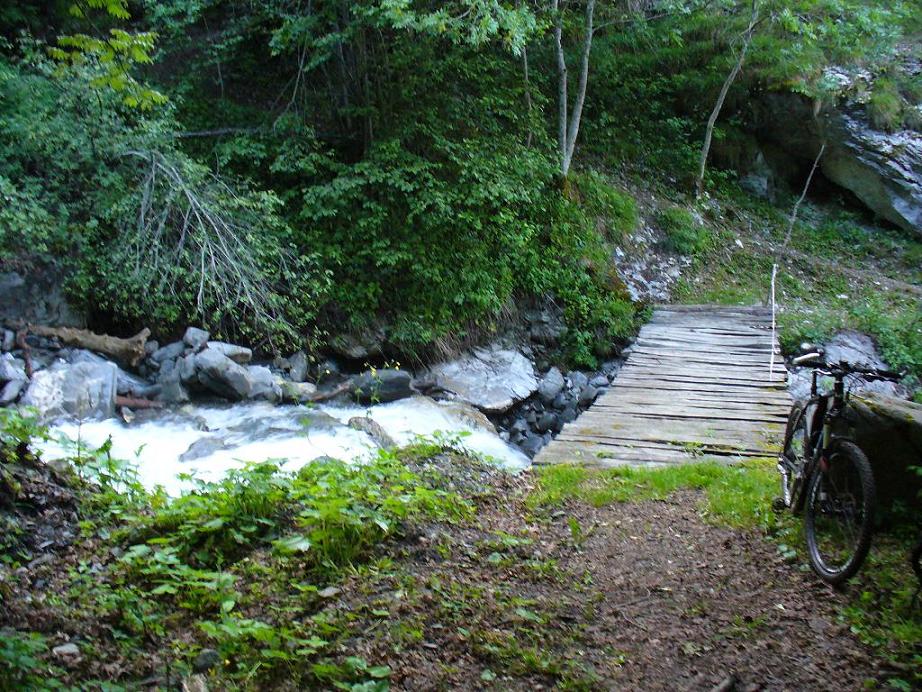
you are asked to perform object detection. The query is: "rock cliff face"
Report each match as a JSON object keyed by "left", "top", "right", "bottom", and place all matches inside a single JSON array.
[{"left": 758, "top": 93, "right": 921, "bottom": 234}]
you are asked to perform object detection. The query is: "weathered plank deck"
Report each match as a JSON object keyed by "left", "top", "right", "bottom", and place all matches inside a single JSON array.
[{"left": 534, "top": 305, "right": 791, "bottom": 467}]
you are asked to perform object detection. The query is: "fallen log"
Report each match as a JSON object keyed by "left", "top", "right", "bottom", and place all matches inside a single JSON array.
[
  {"left": 25, "top": 326, "right": 151, "bottom": 367},
  {"left": 115, "top": 395, "right": 164, "bottom": 410},
  {"left": 15, "top": 329, "right": 33, "bottom": 379}
]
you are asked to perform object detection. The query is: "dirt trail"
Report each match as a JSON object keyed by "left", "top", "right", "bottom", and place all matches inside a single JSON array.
[{"left": 334, "top": 483, "right": 886, "bottom": 691}]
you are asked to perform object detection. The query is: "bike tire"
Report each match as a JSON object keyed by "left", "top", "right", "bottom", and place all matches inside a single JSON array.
[
  {"left": 804, "top": 440, "right": 875, "bottom": 585},
  {"left": 781, "top": 404, "right": 809, "bottom": 513}
]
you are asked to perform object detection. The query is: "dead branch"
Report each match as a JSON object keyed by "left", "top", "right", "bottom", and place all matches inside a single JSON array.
[{"left": 26, "top": 326, "right": 150, "bottom": 367}]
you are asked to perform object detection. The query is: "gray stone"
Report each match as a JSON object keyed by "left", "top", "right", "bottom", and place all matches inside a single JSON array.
[
  {"left": 823, "top": 331, "right": 888, "bottom": 371},
  {"left": 194, "top": 349, "right": 254, "bottom": 401},
  {"left": 1, "top": 329, "right": 14, "bottom": 352},
  {"left": 329, "top": 328, "right": 385, "bottom": 361},
  {"left": 0, "top": 270, "right": 84, "bottom": 328},
  {"left": 759, "top": 93, "right": 922, "bottom": 235},
  {"left": 568, "top": 371, "right": 589, "bottom": 392},
  {"left": 151, "top": 341, "right": 186, "bottom": 364},
  {"left": 578, "top": 385, "right": 599, "bottom": 406},
  {"left": 510, "top": 418, "right": 529, "bottom": 435},
  {"left": 535, "top": 411, "right": 559, "bottom": 434},
  {"left": 350, "top": 369, "right": 415, "bottom": 404},
  {"left": 206, "top": 341, "right": 252, "bottom": 364},
  {"left": 279, "top": 381, "right": 318, "bottom": 404},
  {"left": 180, "top": 437, "right": 229, "bottom": 462},
  {"left": 538, "top": 367, "right": 565, "bottom": 405},
  {"left": 560, "top": 404, "right": 578, "bottom": 424},
  {"left": 144, "top": 340, "right": 159, "bottom": 356},
  {"left": 348, "top": 416, "right": 397, "bottom": 450},
  {"left": 178, "top": 354, "right": 198, "bottom": 386},
  {"left": 589, "top": 374, "right": 609, "bottom": 389},
  {"left": 317, "top": 358, "right": 341, "bottom": 382},
  {"left": 0, "top": 353, "right": 26, "bottom": 382},
  {"left": 183, "top": 327, "right": 211, "bottom": 351},
  {"left": 68, "top": 350, "right": 152, "bottom": 397},
  {"left": 428, "top": 346, "right": 538, "bottom": 413},
  {"left": 22, "top": 360, "right": 118, "bottom": 420},
  {"left": 520, "top": 433, "right": 546, "bottom": 458},
  {"left": 246, "top": 365, "right": 281, "bottom": 402},
  {"left": 52, "top": 642, "right": 80, "bottom": 658},
  {"left": 193, "top": 648, "right": 221, "bottom": 674},
  {"left": 0, "top": 379, "right": 25, "bottom": 405},
  {"left": 288, "top": 351, "right": 309, "bottom": 383}
]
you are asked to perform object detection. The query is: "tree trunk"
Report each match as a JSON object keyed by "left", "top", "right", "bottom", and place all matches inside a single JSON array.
[
  {"left": 24, "top": 326, "right": 151, "bottom": 367},
  {"left": 695, "top": 0, "right": 758, "bottom": 197},
  {"left": 554, "top": 0, "right": 596, "bottom": 179}
]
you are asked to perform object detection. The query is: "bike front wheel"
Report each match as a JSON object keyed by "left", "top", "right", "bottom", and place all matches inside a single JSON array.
[{"left": 804, "top": 440, "right": 875, "bottom": 585}]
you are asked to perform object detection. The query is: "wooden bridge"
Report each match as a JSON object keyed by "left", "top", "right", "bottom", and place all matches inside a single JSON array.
[{"left": 534, "top": 305, "right": 791, "bottom": 467}]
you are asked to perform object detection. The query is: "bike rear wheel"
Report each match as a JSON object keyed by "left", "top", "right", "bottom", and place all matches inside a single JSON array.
[{"left": 804, "top": 440, "right": 875, "bottom": 585}]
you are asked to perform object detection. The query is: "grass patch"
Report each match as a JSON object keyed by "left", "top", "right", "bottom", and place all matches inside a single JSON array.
[
  {"left": 657, "top": 206, "right": 709, "bottom": 256},
  {"left": 529, "top": 459, "right": 781, "bottom": 531}
]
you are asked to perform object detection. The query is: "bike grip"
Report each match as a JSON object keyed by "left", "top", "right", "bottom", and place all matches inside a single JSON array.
[{"left": 792, "top": 352, "right": 822, "bottom": 366}]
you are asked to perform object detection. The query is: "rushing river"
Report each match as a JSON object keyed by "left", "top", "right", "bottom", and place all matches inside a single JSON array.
[{"left": 36, "top": 396, "right": 529, "bottom": 495}]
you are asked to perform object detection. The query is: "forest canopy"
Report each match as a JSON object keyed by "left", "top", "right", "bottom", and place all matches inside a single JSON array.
[{"left": 0, "top": 0, "right": 917, "bottom": 363}]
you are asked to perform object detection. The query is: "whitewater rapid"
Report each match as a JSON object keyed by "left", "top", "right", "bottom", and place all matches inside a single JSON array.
[{"left": 36, "top": 396, "right": 529, "bottom": 495}]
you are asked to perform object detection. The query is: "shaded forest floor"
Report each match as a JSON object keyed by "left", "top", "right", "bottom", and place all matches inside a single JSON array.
[{"left": 3, "top": 450, "right": 919, "bottom": 690}]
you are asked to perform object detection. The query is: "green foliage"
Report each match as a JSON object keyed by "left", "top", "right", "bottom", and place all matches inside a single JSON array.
[
  {"left": 867, "top": 79, "right": 905, "bottom": 132},
  {"left": 0, "top": 629, "right": 51, "bottom": 690},
  {"left": 657, "top": 206, "right": 709, "bottom": 255},
  {"left": 0, "top": 408, "right": 48, "bottom": 463}
]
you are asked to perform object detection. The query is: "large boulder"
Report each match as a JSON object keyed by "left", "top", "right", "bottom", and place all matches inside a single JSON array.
[
  {"left": 428, "top": 346, "right": 538, "bottom": 413},
  {"left": 845, "top": 393, "right": 922, "bottom": 507},
  {"left": 758, "top": 92, "right": 921, "bottom": 235},
  {"left": 21, "top": 360, "right": 118, "bottom": 420},
  {"left": 350, "top": 369, "right": 414, "bottom": 404},
  {"left": 194, "top": 349, "right": 255, "bottom": 401},
  {"left": 68, "top": 350, "right": 157, "bottom": 398}
]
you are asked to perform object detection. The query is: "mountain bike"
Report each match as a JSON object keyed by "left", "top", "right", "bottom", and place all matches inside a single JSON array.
[{"left": 776, "top": 349, "right": 900, "bottom": 585}]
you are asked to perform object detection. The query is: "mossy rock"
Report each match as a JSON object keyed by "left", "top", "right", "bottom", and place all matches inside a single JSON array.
[{"left": 844, "top": 393, "right": 922, "bottom": 511}]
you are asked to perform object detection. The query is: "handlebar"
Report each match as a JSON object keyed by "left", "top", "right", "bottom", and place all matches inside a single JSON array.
[{"left": 790, "top": 355, "right": 903, "bottom": 382}]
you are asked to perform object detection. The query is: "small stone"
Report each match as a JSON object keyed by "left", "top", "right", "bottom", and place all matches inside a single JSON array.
[
  {"left": 568, "top": 371, "right": 589, "bottom": 392},
  {"left": 318, "top": 586, "right": 341, "bottom": 599},
  {"left": 206, "top": 341, "right": 252, "bottom": 364},
  {"left": 52, "top": 642, "right": 80, "bottom": 658},
  {"left": 183, "top": 327, "right": 210, "bottom": 351},
  {"left": 535, "top": 411, "right": 559, "bottom": 434},
  {"left": 589, "top": 374, "right": 608, "bottom": 388},
  {"left": 193, "top": 648, "right": 221, "bottom": 673},
  {"left": 0, "top": 379, "right": 24, "bottom": 405},
  {"left": 1, "top": 329, "right": 14, "bottom": 352},
  {"left": 578, "top": 385, "right": 599, "bottom": 406},
  {"left": 538, "top": 367, "right": 565, "bottom": 404}
]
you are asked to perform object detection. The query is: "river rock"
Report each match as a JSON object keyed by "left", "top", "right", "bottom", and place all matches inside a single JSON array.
[
  {"left": 68, "top": 350, "right": 154, "bottom": 397},
  {"left": 151, "top": 341, "right": 186, "bottom": 364},
  {"left": 1, "top": 329, "right": 14, "bottom": 352},
  {"left": 568, "top": 371, "right": 589, "bottom": 392},
  {"left": 589, "top": 374, "right": 609, "bottom": 389},
  {"left": 279, "top": 381, "right": 318, "bottom": 404},
  {"left": 439, "top": 400, "right": 497, "bottom": 433},
  {"left": 429, "top": 346, "right": 538, "bottom": 413},
  {"left": 206, "top": 341, "right": 252, "bottom": 364},
  {"left": 183, "top": 327, "right": 210, "bottom": 351},
  {"left": 0, "top": 379, "right": 25, "bottom": 405},
  {"left": 0, "top": 353, "right": 26, "bottom": 383},
  {"left": 194, "top": 349, "right": 254, "bottom": 400},
  {"left": 538, "top": 367, "right": 565, "bottom": 404},
  {"left": 180, "top": 436, "right": 229, "bottom": 462},
  {"left": 578, "top": 385, "right": 599, "bottom": 406},
  {"left": 329, "top": 327, "right": 385, "bottom": 361},
  {"left": 535, "top": 411, "right": 559, "bottom": 434},
  {"left": 288, "top": 351, "right": 309, "bottom": 383},
  {"left": 350, "top": 369, "right": 414, "bottom": 404},
  {"left": 348, "top": 416, "right": 397, "bottom": 450},
  {"left": 246, "top": 365, "right": 281, "bottom": 402},
  {"left": 22, "top": 360, "right": 118, "bottom": 420}
]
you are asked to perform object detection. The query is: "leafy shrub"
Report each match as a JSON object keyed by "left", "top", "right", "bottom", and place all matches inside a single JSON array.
[
  {"left": 0, "top": 629, "right": 50, "bottom": 690},
  {"left": 657, "top": 207, "right": 709, "bottom": 255},
  {"left": 0, "top": 407, "right": 48, "bottom": 464},
  {"left": 571, "top": 171, "right": 638, "bottom": 240}
]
